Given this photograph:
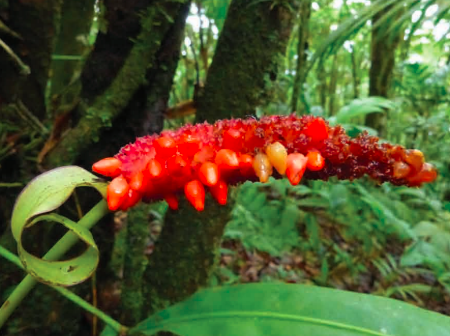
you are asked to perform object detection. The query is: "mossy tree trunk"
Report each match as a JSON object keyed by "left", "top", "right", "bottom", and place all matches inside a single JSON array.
[
  {"left": 49, "top": 0, "right": 95, "bottom": 105},
  {"left": 291, "top": 0, "right": 312, "bottom": 114},
  {"left": 0, "top": 0, "right": 62, "bottom": 119},
  {"left": 365, "top": 0, "right": 402, "bottom": 137},
  {"left": 142, "top": 0, "right": 298, "bottom": 316},
  {"left": 195, "top": 0, "right": 298, "bottom": 123},
  {"left": 43, "top": 0, "right": 190, "bottom": 168}
]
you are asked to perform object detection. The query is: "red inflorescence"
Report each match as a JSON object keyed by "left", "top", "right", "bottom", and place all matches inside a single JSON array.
[{"left": 92, "top": 115, "right": 438, "bottom": 212}]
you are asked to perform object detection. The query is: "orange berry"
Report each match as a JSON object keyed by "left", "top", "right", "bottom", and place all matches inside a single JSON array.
[
  {"left": 404, "top": 149, "right": 424, "bottom": 172},
  {"left": 210, "top": 180, "right": 228, "bottom": 205},
  {"left": 164, "top": 194, "right": 179, "bottom": 210},
  {"left": 92, "top": 157, "right": 122, "bottom": 177},
  {"left": 215, "top": 149, "right": 239, "bottom": 169},
  {"left": 407, "top": 162, "right": 437, "bottom": 186},
  {"left": 286, "top": 153, "right": 308, "bottom": 186},
  {"left": 198, "top": 162, "right": 219, "bottom": 186},
  {"left": 393, "top": 161, "right": 411, "bottom": 179},
  {"left": 107, "top": 175, "right": 129, "bottom": 211},
  {"left": 184, "top": 180, "right": 205, "bottom": 211},
  {"left": 306, "top": 151, "right": 325, "bottom": 171}
]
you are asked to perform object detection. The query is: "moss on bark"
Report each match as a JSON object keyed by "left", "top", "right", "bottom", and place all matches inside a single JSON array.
[
  {"left": 44, "top": 1, "right": 189, "bottom": 168},
  {"left": 120, "top": 205, "right": 150, "bottom": 326},
  {"left": 142, "top": 0, "right": 297, "bottom": 317},
  {"left": 50, "top": 0, "right": 95, "bottom": 104},
  {"left": 0, "top": 0, "right": 62, "bottom": 119},
  {"left": 365, "top": 0, "right": 402, "bottom": 137},
  {"left": 143, "top": 195, "right": 234, "bottom": 315},
  {"left": 195, "top": 0, "right": 297, "bottom": 122}
]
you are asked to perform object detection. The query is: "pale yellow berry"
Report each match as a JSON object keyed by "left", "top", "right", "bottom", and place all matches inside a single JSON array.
[
  {"left": 266, "top": 142, "right": 288, "bottom": 175},
  {"left": 253, "top": 153, "right": 273, "bottom": 183}
]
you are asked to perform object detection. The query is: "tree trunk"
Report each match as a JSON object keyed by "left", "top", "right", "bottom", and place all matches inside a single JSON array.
[
  {"left": 328, "top": 54, "right": 339, "bottom": 115},
  {"left": 195, "top": 0, "right": 297, "bottom": 123},
  {"left": 49, "top": 0, "right": 95, "bottom": 105},
  {"left": 350, "top": 47, "right": 360, "bottom": 98},
  {"left": 365, "top": 0, "right": 402, "bottom": 136},
  {"left": 118, "top": 2, "right": 191, "bottom": 326},
  {"left": 0, "top": 0, "right": 62, "bottom": 119},
  {"left": 143, "top": 0, "right": 298, "bottom": 315},
  {"left": 291, "top": 0, "right": 311, "bottom": 113},
  {"left": 43, "top": 0, "right": 190, "bottom": 168}
]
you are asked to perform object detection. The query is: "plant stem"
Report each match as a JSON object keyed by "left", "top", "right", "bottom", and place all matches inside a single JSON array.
[
  {"left": 0, "top": 244, "right": 126, "bottom": 333},
  {"left": 0, "top": 200, "right": 109, "bottom": 329}
]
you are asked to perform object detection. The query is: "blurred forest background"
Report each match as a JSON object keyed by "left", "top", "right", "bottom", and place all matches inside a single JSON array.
[{"left": 1, "top": 0, "right": 450, "bottom": 335}]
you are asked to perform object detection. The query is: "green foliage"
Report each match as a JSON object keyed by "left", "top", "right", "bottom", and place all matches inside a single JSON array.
[
  {"left": 132, "top": 283, "right": 450, "bottom": 336},
  {"left": 225, "top": 180, "right": 302, "bottom": 256},
  {"left": 10, "top": 166, "right": 107, "bottom": 286}
]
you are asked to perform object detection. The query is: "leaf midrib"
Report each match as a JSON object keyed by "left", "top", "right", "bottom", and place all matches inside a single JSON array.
[{"left": 139, "top": 311, "right": 394, "bottom": 336}]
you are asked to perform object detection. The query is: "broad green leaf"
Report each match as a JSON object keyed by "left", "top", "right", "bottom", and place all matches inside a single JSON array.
[
  {"left": 132, "top": 283, "right": 450, "bottom": 336},
  {"left": 11, "top": 166, "right": 107, "bottom": 286},
  {"left": 330, "top": 97, "right": 396, "bottom": 124}
]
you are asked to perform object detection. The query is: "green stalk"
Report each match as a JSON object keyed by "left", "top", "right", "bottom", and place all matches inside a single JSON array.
[
  {"left": 0, "top": 200, "right": 110, "bottom": 329},
  {"left": 0, "top": 244, "right": 126, "bottom": 333}
]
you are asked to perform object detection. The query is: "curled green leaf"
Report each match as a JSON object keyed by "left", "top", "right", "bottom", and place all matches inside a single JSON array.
[{"left": 11, "top": 166, "right": 107, "bottom": 286}]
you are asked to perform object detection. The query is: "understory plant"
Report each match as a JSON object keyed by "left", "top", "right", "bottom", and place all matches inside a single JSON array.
[{"left": 1, "top": 115, "right": 449, "bottom": 336}]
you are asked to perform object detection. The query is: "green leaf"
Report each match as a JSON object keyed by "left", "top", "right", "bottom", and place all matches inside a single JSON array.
[
  {"left": 11, "top": 166, "right": 107, "bottom": 286},
  {"left": 330, "top": 97, "right": 396, "bottom": 124},
  {"left": 132, "top": 283, "right": 450, "bottom": 336}
]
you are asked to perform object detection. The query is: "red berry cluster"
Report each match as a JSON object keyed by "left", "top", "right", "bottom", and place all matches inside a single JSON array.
[{"left": 92, "top": 115, "right": 437, "bottom": 212}]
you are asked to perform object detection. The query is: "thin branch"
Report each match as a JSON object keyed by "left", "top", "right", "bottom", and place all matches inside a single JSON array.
[
  {"left": 0, "top": 38, "right": 30, "bottom": 75},
  {"left": 0, "top": 245, "right": 126, "bottom": 334},
  {"left": 16, "top": 100, "right": 48, "bottom": 134},
  {"left": 0, "top": 182, "right": 23, "bottom": 188},
  {"left": 0, "top": 200, "right": 110, "bottom": 329},
  {"left": 0, "top": 18, "right": 22, "bottom": 40}
]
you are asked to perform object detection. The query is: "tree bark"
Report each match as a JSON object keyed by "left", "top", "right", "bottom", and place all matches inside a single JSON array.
[
  {"left": 143, "top": 0, "right": 298, "bottom": 316},
  {"left": 49, "top": 0, "right": 95, "bottom": 104},
  {"left": 44, "top": 0, "right": 190, "bottom": 168},
  {"left": 350, "top": 47, "right": 360, "bottom": 98},
  {"left": 328, "top": 54, "right": 339, "bottom": 116},
  {"left": 195, "top": 0, "right": 298, "bottom": 123},
  {"left": 291, "top": 0, "right": 311, "bottom": 113},
  {"left": 0, "top": 0, "right": 62, "bottom": 119},
  {"left": 117, "top": 2, "right": 191, "bottom": 325},
  {"left": 365, "top": 0, "right": 402, "bottom": 136}
]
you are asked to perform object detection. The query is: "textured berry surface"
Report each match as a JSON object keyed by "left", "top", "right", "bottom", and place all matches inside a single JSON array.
[{"left": 92, "top": 115, "right": 437, "bottom": 211}]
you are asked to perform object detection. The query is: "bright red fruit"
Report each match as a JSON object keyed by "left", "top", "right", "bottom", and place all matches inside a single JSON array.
[
  {"left": 223, "top": 129, "right": 243, "bottom": 151},
  {"left": 164, "top": 194, "right": 179, "bottom": 210},
  {"left": 107, "top": 176, "right": 129, "bottom": 211},
  {"left": 210, "top": 180, "right": 228, "bottom": 205},
  {"left": 286, "top": 153, "right": 308, "bottom": 186},
  {"left": 304, "top": 119, "right": 328, "bottom": 142},
  {"left": 92, "top": 157, "right": 122, "bottom": 177},
  {"left": 92, "top": 115, "right": 437, "bottom": 212},
  {"left": 198, "top": 162, "right": 219, "bottom": 186},
  {"left": 215, "top": 149, "right": 239, "bottom": 169},
  {"left": 306, "top": 151, "right": 325, "bottom": 171},
  {"left": 184, "top": 180, "right": 205, "bottom": 211},
  {"left": 120, "top": 189, "right": 142, "bottom": 211}
]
